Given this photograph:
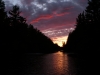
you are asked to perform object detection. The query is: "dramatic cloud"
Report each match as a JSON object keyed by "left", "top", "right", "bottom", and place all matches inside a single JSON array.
[{"left": 3, "top": 0, "right": 88, "bottom": 45}]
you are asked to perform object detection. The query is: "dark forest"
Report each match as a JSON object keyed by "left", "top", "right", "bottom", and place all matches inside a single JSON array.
[{"left": 0, "top": 0, "right": 60, "bottom": 53}]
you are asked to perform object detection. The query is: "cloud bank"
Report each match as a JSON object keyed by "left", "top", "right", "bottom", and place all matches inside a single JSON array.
[{"left": 3, "top": 0, "right": 87, "bottom": 37}]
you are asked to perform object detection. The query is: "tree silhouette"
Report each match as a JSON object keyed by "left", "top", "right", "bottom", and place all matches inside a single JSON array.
[
  {"left": 0, "top": 0, "right": 9, "bottom": 52},
  {"left": 0, "top": 0, "right": 7, "bottom": 27},
  {"left": 9, "top": 5, "right": 26, "bottom": 27},
  {"left": 63, "top": 0, "right": 100, "bottom": 53},
  {"left": 0, "top": 0, "right": 6, "bottom": 19},
  {"left": 0, "top": 1, "right": 60, "bottom": 53}
]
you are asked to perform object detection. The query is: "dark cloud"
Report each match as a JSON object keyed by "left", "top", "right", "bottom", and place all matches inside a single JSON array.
[{"left": 3, "top": 0, "right": 88, "bottom": 38}]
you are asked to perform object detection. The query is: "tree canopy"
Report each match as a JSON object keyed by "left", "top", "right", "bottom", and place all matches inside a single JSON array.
[
  {"left": 63, "top": 0, "right": 100, "bottom": 53},
  {"left": 0, "top": 0, "right": 60, "bottom": 53}
]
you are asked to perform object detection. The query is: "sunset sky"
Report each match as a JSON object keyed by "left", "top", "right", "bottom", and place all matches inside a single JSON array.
[{"left": 3, "top": 0, "right": 88, "bottom": 47}]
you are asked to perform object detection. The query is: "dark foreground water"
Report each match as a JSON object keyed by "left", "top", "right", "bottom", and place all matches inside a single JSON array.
[{"left": 2, "top": 51, "right": 99, "bottom": 75}]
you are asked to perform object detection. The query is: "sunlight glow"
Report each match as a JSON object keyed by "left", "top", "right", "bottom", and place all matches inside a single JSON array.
[{"left": 51, "top": 36, "right": 68, "bottom": 47}]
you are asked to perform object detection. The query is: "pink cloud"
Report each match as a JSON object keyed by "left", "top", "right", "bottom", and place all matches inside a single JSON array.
[
  {"left": 30, "top": 14, "right": 53, "bottom": 24},
  {"left": 56, "top": 12, "right": 70, "bottom": 16}
]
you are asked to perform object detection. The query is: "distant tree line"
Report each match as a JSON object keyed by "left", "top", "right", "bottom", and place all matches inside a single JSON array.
[
  {"left": 0, "top": 0, "right": 60, "bottom": 53},
  {"left": 63, "top": 0, "right": 100, "bottom": 53}
]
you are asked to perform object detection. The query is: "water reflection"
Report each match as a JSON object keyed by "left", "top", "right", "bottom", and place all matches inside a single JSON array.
[
  {"left": 3, "top": 52, "right": 78, "bottom": 75},
  {"left": 42, "top": 51, "right": 69, "bottom": 75},
  {"left": 52, "top": 51, "right": 68, "bottom": 74}
]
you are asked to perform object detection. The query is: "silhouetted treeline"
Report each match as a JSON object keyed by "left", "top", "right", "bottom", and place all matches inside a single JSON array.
[
  {"left": 0, "top": 0, "right": 60, "bottom": 53},
  {"left": 63, "top": 0, "right": 100, "bottom": 53}
]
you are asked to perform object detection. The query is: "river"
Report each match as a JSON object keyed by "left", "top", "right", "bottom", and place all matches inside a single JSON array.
[{"left": 2, "top": 51, "right": 98, "bottom": 75}]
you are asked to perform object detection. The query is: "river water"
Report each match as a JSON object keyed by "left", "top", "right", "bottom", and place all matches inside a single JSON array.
[{"left": 2, "top": 51, "right": 98, "bottom": 75}]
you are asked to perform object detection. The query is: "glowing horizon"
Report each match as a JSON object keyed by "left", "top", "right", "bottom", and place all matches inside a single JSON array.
[{"left": 51, "top": 36, "right": 68, "bottom": 47}]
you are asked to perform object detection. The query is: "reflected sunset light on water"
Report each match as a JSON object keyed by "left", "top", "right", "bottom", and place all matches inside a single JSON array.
[
  {"left": 41, "top": 51, "right": 69, "bottom": 75},
  {"left": 51, "top": 51, "right": 69, "bottom": 74}
]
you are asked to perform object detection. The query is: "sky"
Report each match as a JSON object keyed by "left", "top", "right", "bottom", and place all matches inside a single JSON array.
[{"left": 3, "top": 0, "right": 88, "bottom": 47}]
